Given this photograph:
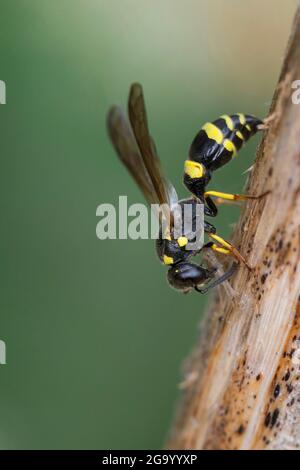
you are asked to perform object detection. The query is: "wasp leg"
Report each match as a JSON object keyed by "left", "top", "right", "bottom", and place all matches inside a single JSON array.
[
  {"left": 205, "top": 190, "right": 270, "bottom": 204},
  {"left": 208, "top": 233, "right": 251, "bottom": 269},
  {"left": 214, "top": 198, "right": 242, "bottom": 207},
  {"left": 259, "top": 113, "right": 278, "bottom": 130},
  {"left": 204, "top": 195, "right": 218, "bottom": 217},
  {"left": 204, "top": 220, "right": 216, "bottom": 234},
  {"left": 211, "top": 243, "right": 231, "bottom": 254},
  {"left": 195, "top": 263, "right": 238, "bottom": 294},
  {"left": 202, "top": 241, "right": 214, "bottom": 249}
]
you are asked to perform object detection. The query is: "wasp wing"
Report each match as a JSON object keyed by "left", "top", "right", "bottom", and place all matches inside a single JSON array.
[
  {"left": 128, "top": 83, "right": 176, "bottom": 213},
  {"left": 107, "top": 105, "right": 158, "bottom": 206}
]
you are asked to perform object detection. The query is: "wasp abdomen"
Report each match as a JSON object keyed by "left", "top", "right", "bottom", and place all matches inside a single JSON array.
[{"left": 189, "top": 113, "right": 262, "bottom": 171}]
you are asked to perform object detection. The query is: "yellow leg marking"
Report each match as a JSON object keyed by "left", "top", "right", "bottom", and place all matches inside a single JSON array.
[
  {"left": 202, "top": 122, "right": 224, "bottom": 144},
  {"left": 209, "top": 233, "right": 232, "bottom": 250},
  {"left": 214, "top": 198, "right": 242, "bottom": 206},
  {"left": 209, "top": 233, "right": 251, "bottom": 269},
  {"left": 221, "top": 114, "right": 234, "bottom": 131},
  {"left": 205, "top": 190, "right": 236, "bottom": 201},
  {"left": 211, "top": 244, "right": 231, "bottom": 255},
  {"left": 205, "top": 190, "right": 269, "bottom": 202}
]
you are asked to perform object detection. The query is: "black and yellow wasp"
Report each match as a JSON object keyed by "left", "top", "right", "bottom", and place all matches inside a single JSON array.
[
  {"left": 107, "top": 83, "right": 264, "bottom": 293},
  {"left": 183, "top": 112, "right": 268, "bottom": 266}
]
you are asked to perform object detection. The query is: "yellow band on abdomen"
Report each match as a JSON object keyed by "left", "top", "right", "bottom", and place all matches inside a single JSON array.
[
  {"left": 237, "top": 113, "right": 246, "bottom": 125},
  {"left": 221, "top": 114, "right": 234, "bottom": 131},
  {"left": 184, "top": 160, "right": 205, "bottom": 179},
  {"left": 202, "top": 122, "right": 224, "bottom": 144},
  {"left": 223, "top": 138, "right": 237, "bottom": 155}
]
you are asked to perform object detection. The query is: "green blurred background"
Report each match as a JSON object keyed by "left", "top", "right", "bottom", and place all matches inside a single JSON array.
[{"left": 0, "top": 0, "right": 295, "bottom": 449}]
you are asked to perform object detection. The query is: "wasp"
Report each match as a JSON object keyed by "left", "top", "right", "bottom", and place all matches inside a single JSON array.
[
  {"left": 107, "top": 83, "right": 263, "bottom": 293},
  {"left": 183, "top": 113, "right": 269, "bottom": 261}
]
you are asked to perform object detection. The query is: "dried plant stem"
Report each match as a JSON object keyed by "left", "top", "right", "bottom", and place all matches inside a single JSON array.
[{"left": 167, "top": 7, "right": 300, "bottom": 450}]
